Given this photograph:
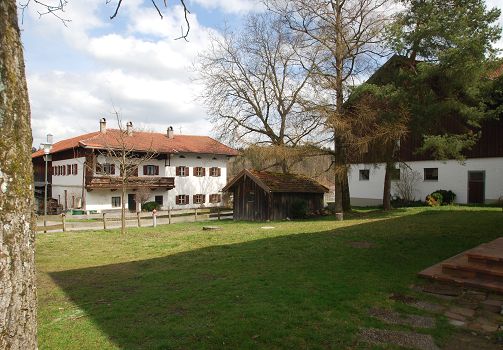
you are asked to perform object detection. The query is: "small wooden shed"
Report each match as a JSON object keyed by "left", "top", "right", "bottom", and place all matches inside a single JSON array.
[{"left": 222, "top": 169, "right": 329, "bottom": 221}]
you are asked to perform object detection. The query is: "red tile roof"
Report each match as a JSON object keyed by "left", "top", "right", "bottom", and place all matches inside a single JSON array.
[
  {"left": 32, "top": 129, "right": 238, "bottom": 158},
  {"left": 223, "top": 169, "right": 329, "bottom": 193}
]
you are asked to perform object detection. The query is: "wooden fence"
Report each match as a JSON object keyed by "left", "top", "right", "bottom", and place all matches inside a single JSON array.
[
  {"left": 35, "top": 214, "right": 66, "bottom": 233},
  {"left": 36, "top": 207, "right": 233, "bottom": 233}
]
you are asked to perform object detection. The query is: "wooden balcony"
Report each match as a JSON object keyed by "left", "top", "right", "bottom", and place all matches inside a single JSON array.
[{"left": 85, "top": 176, "right": 175, "bottom": 191}]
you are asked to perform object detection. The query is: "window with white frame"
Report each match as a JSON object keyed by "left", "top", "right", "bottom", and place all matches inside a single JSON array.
[
  {"left": 193, "top": 194, "right": 205, "bottom": 204},
  {"left": 143, "top": 165, "right": 159, "bottom": 176},
  {"left": 176, "top": 166, "right": 189, "bottom": 177},
  {"left": 176, "top": 195, "right": 189, "bottom": 205},
  {"left": 209, "top": 167, "right": 221, "bottom": 177}
]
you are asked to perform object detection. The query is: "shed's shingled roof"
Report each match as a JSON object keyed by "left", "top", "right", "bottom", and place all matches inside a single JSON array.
[
  {"left": 223, "top": 169, "right": 329, "bottom": 193},
  {"left": 32, "top": 129, "right": 238, "bottom": 158}
]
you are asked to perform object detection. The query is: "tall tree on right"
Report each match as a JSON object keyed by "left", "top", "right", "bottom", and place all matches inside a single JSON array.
[
  {"left": 386, "top": 0, "right": 501, "bottom": 157},
  {"left": 378, "top": 0, "right": 502, "bottom": 208}
]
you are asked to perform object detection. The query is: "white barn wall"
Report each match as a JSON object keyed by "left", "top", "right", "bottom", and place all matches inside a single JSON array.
[{"left": 348, "top": 157, "right": 503, "bottom": 206}]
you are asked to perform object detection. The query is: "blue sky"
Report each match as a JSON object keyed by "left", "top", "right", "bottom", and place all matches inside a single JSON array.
[{"left": 20, "top": 0, "right": 503, "bottom": 148}]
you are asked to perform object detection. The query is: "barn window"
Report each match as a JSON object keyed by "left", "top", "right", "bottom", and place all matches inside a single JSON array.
[
  {"left": 67, "top": 164, "right": 71, "bottom": 176},
  {"left": 209, "top": 194, "right": 221, "bottom": 204},
  {"left": 209, "top": 167, "right": 221, "bottom": 177},
  {"left": 359, "top": 169, "right": 370, "bottom": 181},
  {"left": 424, "top": 168, "right": 438, "bottom": 181},
  {"left": 193, "top": 167, "right": 205, "bottom": 177},
  {"left": 111, "top": 196, "right": 121, "bottom": 208},
  {"left": 72, "top": 164, "right": 78, "bottom": 175},
  {"left": 193, "top": 194, "right": 205, "bottom": 204},
  {"left": 247, "top": 191, "right": 255, "bottom": 202},
  {"left": 143, "top": 165, "right": 159, "bottom": 176},
  {"left": 176, "top": 166, "right": 189, "bottom": 177},
  {"left": 155, "top": 195, "right": 163, "bottom": 205},
  {"left": 390, "top": 168, "right": 400, "bottom": 181}
]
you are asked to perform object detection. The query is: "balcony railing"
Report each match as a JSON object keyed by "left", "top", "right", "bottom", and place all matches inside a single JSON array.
[{"left": 85, "top": 176, "right": 175, "bottom": 190}]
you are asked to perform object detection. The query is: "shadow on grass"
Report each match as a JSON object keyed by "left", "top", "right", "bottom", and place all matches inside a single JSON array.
[{"left": 49, "top": 210, "right": 503, "bottom": 349}]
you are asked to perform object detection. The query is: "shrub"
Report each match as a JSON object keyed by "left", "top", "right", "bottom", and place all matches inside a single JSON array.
[
  {"left": 391, "top": 197, "right": 425, "bottom": 208},
  {"left": 426, "top": 192, "right": 443, "bottom": 206},
  {"left": 432, "top": 189, "right": 456, "bottom": 204},
  {"left": 142, "top": 201, "right": 161, "bottom": 212},
  {"left": 290, "top": 199, "right": 308, "bottom": 219}
]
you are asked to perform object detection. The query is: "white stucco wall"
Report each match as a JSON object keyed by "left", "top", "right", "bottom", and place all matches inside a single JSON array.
[
  {"left": 81, "top": 153, "right": 230, "bottom": 212},
  {"left": 348, "top": 157, "right": 503, "bottom": 206},
  {"left": 51, "top": 157, "right": 86, "bottom": 210}
]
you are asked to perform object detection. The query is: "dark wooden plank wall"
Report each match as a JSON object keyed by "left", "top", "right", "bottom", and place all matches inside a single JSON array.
[
  {"left": 232, "top": 175, "right": 270, "bottom": 221},
  {"left": 270, "top": 193, "right": 324, "bottom": 221}
]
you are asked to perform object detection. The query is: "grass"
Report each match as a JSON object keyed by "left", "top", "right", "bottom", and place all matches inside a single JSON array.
[{"left": 36, "top": 206, "right": 503, "bottom": 349}]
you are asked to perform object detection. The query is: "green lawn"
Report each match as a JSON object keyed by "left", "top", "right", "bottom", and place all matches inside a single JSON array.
[{"left": 36, "top": 206, "right": 503, "bottom": 349}]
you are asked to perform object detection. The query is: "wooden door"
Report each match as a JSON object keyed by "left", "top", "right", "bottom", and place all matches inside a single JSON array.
[
  {"left": 468, "top": 171, "right": 485, "bottom": 204},
  {"left": 128, "top": 194, "right": 136, "bottom": 212}
]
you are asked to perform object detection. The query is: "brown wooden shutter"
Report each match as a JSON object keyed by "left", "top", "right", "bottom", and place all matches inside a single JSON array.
[
  {"left": 193, "top": 167, "right": 197, "bottom": 176},
  {"left": 155, "top": 166, "right": 159, "bottom": 175},
  {"left": 175, "top": 195, "right": 180, "bottom": 205},
  {"left": 143, "top": 165, "right": 148, "bottom": 175},
  {"left": 185, "top": 167, "right": 189, "bottom": 176},
  {"left": 202, "top": 194, "right": 206, "bottom": 203},
  {"left": 217, "top": 167, "right": 221, "bottom": 177},
  {"left": 176, "top": 166, "right": 181, "bottom": 176},
  {"left": 185, "top": 195, "right": 189, "bottom": 204},
  {"left": 193, "top": 194, "right": 197, "bottom": 203},
  {"left": 75, "top": 164, "right": 78, "bottom": 175},
  {"left": 202, "top": 167, "right": 206, "bottom": 176},
  {"left": 111, "top": 164, "right": 115, "bottom": 175}
]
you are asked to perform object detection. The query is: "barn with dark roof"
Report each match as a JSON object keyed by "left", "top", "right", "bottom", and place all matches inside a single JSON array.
[{"left": 223, "top": 169, "right": 329, "bottom": 221}]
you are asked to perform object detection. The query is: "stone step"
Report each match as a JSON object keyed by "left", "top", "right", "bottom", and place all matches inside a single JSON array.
[
  {"left": 466, "top": 237, "right": 503, "bottom": 266},
  {"left": 419, "top": 237, "right": 503, "bottom": 294},
  {"left": 442, "top": 255, "right": 503, "bottom": 281}
]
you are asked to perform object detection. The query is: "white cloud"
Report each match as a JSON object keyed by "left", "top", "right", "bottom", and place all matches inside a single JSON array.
[
  {"left": 190, "top": 0, "right": 263, "bottom": 14},
  {"left": 24, "top": 1, "right": 217, "bottom": 147}
]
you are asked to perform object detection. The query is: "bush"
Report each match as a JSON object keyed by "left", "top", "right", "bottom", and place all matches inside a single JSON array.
[
  {"left": 142, "top": 201, "right": 161, "bottom": 212},
  {"left": 290, "top": 199, "right": 308, "bottom": 219},
  {"left": 390, "top": 197, "right": 425, "bottom": 208},
  {"left": 432, "top": 189, "right": 456, "bottom": 204},
  {"left": 426, "top": 192, "right": 443, "bottom": 206}
]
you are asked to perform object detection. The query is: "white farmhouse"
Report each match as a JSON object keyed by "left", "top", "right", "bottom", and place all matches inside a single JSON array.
[{"left": 32, "top": 119, "right": 238, "bottom": 213}]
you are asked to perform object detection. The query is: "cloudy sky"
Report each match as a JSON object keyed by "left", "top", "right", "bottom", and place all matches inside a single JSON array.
[{"left": 21, "top": 0, "right": 503, "bottom": 148}]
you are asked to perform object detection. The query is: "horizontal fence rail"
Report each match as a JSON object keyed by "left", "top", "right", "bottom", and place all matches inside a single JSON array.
[{"left": 36, "top": 207, "right": 233, "bottom": 233}]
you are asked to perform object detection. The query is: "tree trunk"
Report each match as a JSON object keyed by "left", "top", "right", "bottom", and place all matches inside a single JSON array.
[
  {"left": 383, "top": 161, "right": 393, "bottom": 211},
  {"left": 342, "top": 167, "right": 351, "bottom": 212},
  {"left": 0, "top": 1, "right": 38, "bottom": 348},
  {"left": 333, "top": 137, "right": 344, "bottom": 220},
  {"left": 121, "top": 184, "right": 126, "bottom": 234}
]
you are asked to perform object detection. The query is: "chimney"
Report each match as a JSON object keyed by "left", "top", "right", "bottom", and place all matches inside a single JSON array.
[
  {"left": 126, "top": 121, "right": 133, "bottom": 136},
  {"left": 99, "top": 118, "right": 107, "bottom": 134},
  {"left": 167, "top": 126, "right": 174, "bottom": 139},
  {"left": 46, "top": 133, "right": 53, "bottom": 144}
]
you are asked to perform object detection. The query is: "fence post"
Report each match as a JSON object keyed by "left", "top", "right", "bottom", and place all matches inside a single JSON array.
[
  {"left": 61, "top": 213, "right": 66, "bottom": 232},
  {"left": 168, "top": 207, "right": 171, "bottom": 224},
  {"left": 137, "top": 211, "right": 141, "bottom": 227},
  {"left": 194, "top": 208, "right": 197, "bottom": 221},
  {"left": 217, "top": 206, "right": 221, "bottom": 221},
  {"left": 103, "top": 212, "right": 107, "bottom": 230},
  {"left": 43, "top": 215, "right": 47, "bottom": 233}
]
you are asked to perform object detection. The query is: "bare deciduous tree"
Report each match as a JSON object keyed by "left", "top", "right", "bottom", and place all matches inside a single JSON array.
[
  {"left": 197, "top": 12, "right": 326, "bottom": 173},
  {"left": 393, "top": 166, "right": 421, "bottom": 202},
  {"left": 88, "top": 114, "right": 158, "bottom": 234},
  {"left": 136, "top": 187, "right": 152, "bottom": 209},
  {"left": 266, "top": 0, "right": 395, "bottom": 218}
]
